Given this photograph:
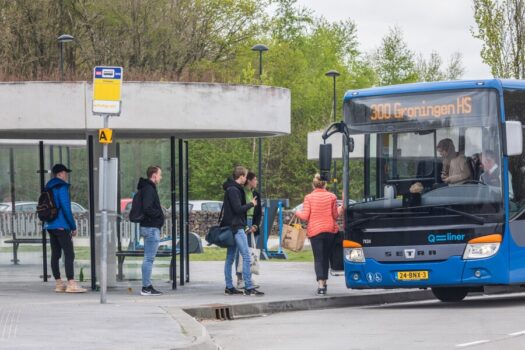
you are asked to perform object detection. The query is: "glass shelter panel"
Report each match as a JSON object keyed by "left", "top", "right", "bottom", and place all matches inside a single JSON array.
[{"left": 117, "top": 139, "right": 174, "bottom": 282}]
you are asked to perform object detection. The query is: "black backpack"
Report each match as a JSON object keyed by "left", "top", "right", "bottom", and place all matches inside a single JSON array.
[
  {"left": 37, "top": 188, "right": 59, "bottom": 222},
  {"left": 129, "top": 190, "right": 144, "bottom": 223}
]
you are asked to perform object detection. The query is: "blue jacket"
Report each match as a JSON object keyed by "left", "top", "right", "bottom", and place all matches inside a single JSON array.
[{"left": 44, "top": 177, "right": 77, "bottom": 231}]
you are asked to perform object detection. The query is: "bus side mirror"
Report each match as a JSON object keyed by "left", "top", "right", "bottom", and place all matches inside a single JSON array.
[
  {"left": 505, "top": 121, "right": 523, "bottom": 156},
  {"left": 319, "top": 143, "right": 332, "bottom": 181}
]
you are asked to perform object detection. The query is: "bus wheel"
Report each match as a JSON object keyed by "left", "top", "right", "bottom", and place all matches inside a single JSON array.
[{"left": 431, "top": 287, "right": 468, "bottom": 302}]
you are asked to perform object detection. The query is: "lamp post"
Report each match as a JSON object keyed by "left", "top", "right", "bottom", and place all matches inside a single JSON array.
[
  {"left": 325, "top": 70, "right": 340, "bottom": 193},
  {"left": 251, "top": 44, "right": 269, "bottom": 199},
  {"left": 57, "top": 34, "right": 74, "bottom": 81}
]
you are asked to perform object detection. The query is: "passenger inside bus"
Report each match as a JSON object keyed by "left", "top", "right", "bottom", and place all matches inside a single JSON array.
[
  {"left": 480, "top": 150, "right": 514, "bottom": 200},
  {"left": 436, "top": 138, "right": 472, "bottom": 184}
]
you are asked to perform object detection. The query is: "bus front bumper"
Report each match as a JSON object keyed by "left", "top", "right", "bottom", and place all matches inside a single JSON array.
[{"left": 344, "top": 255, "right": 508, "bottom": 289}]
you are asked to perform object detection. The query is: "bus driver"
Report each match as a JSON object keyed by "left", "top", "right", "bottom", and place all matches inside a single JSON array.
[{"left": 436, "top": 138, "right": 472, "bottom": 185}]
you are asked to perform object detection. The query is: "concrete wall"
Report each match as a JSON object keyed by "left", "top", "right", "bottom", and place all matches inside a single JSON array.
[{"left": 0, "top": 82, "right": 291, "bottom": 139}]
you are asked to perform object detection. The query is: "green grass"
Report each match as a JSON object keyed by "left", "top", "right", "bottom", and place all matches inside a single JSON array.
[{"left": 1, "top": 245, "right": 314, "bottom": 262}]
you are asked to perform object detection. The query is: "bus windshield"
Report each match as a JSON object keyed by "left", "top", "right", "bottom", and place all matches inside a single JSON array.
[{"left": 345, "top": 89, "right": 504, "bottom": 226}]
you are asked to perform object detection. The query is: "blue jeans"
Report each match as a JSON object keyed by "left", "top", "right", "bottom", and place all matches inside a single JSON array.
[
  {"left": 225, "top": 229, "right": 253, "bottom": 290},
  {"left": 140, "top": 226, "right": 161, "bottom": 287},
  {"left": 235, "top": 218, "right": 253, "bottom": 278}
]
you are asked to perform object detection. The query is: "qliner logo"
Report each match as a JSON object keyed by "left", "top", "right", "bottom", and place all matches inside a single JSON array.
[{"left": 427, "top": 233, "right": 465, "bottom": 244}]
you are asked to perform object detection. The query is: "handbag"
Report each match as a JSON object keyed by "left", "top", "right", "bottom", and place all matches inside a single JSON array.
[
  {"left": 205, "top": 200, "right": 236, "bottom": 248},
  {"left": 205, "top": 225, "right": 235, "bottom": 248},
  {"left": 237, "top": 232, "right": 261, "bottom": 275},
  {"left": 282, "top": 216, "right": 307, "bottom": 252}
]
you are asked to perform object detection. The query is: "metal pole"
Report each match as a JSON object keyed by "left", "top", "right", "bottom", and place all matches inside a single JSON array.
[
  {"left": 88, "top": 136, "right": 97, "bottom": 291},
  {"left": 39, "top": 142, "right": 48, "bottom": 281},
  {"left": 116, "top": 143, "right": 122, "bottom": 253},
  {"left": 170, "top": 137, "right": 177, "bottom": 290},
  {"left": 178, "top": 139, "right": 185, "bottom": 286},
  {"left": 257, "top": 50, "right": 263, "bottom": 200},
  {"left": 49, "top": 145, "right": 54, "bottom": 167},
  {"left": 332, "top": 76, "right": 338, "bottom": 194},
  {"left": 100, "top": 115, "right": 109, "bottom": 304},
  {"left": 60, "top": 42, "right": 64, "bottom": 81},
  {"left": 9, "top": 148, "right": 17, "bottom": 264},
  {"left": 184, "top": 140, "right": 190, "bottom": 283},
  {"left": 66, "top": 146, "right": 71, "bottom": 184},
  {"left": 259, "top": 51, "right": 263, "bottom": 77}
]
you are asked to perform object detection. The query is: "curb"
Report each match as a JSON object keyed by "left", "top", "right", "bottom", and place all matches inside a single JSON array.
[
  {"left": 183, "top": 285, "right": 525, "bottom": 320},
  {"left": 183, "top": 289, "right": 435, "bottom": 320},
  {"left": 164, "top": 307, "right": 220, "bottom": 350}
]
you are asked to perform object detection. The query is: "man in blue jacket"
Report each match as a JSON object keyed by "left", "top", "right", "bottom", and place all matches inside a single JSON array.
[{"left": 45, "top": 164, "right": 86, "bottom": 293}]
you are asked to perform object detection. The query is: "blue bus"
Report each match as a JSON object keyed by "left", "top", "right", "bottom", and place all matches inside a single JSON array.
[{"left": 320, "top": 79, "right": 525, "bottom": 301}]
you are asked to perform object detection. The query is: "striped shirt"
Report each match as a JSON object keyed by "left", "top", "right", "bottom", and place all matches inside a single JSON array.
[{"left": 295, "top": 188, "right": 339, "bottom": 238}]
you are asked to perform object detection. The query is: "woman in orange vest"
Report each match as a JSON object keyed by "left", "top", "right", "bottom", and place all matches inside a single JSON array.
[{"left": 295, "top": 174, "right": 341, "bottom": 295}]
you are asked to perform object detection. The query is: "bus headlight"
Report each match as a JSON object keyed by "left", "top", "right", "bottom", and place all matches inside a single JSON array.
[
  {"left": 344, "top": 248, "right": 365, "bottom": 263},
  {"left": 463, "top": 243, "right": 500, "bottom": 260},
  {"left": 462, "top": 234, "right": 502, "bottom": 260}
]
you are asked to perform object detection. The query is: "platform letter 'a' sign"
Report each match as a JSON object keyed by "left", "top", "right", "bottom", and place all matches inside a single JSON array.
[{"left": 99, "top": 128, "right": 113, "bottom": 144}]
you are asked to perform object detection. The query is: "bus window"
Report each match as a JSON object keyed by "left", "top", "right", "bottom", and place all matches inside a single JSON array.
[{"left": 504, "top": 89, "right": 525, "bottom": 216}]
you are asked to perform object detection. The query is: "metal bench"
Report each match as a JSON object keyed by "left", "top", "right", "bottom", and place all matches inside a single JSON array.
[
  {"left": 116, "top": 232, "right": 203, "bottom": 281},
  {"left": 4, "top": 238, "right": 49, "bottom": 264}
]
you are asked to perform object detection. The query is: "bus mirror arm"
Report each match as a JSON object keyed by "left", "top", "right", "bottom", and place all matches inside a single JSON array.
[
  {"left": 322, "top": 122, "right": 354, "bottom": 153},
  {"left": 321, "top": 122, "right": 342, "bottom": 142}
]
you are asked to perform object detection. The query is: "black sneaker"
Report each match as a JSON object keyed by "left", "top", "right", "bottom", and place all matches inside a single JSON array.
[
  {"left": 317, "top": 287, "right": 327, "bottom": 296},
  {"left": 225, "top": 287, "right": 243, "bottom": 295},
  {"left": 244, "top": 288, "right": 264, "bottom": 296},
  {"left": 141, "top": 285, "right": 162, "bottom": 296}
]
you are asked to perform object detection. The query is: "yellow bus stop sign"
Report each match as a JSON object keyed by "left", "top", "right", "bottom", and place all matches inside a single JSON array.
[
  {"left": 93, "top": 66, "right": 123, "bottom": 115},
  {"left": 99, "top": 128, "right": 113, "bottom": 144}
]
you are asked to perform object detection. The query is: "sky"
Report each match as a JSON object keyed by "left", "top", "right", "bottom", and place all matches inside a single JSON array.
[{"left": 295, "top": 0, "right": 492, "bottom": 79}]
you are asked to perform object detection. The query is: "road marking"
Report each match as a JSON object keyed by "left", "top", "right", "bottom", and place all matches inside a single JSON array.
[
  {"left": 509, "top": 330, "right": 525, "bottom": 337},
  {"left": 455, "top": 340, "right": 490, "bottom": 347}
]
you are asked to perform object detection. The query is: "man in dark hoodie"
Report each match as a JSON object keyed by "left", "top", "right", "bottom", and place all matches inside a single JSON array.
[
  {"left": 221, "top": 166, "right": 264, "bottom": 296},
  {"left": 137, "top": 166, "right": 165, "bottom": 296},
  {"left": 45, "top": 164, "right": 86, "bottom": 293}
]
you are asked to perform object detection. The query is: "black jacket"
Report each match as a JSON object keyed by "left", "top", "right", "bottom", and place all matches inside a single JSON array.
[
  {"left": 137, "top": 178, "right": 165, "bottom": 229},
  {"left": 220, "top": 178, "right": 254, "bottom": 232}
]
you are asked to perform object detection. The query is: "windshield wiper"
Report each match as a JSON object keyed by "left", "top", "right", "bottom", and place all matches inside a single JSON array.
[
  {"left": 440, "top": 206, "right": 485, "bottom": 225},
  {"left": 395, "top": 204, "right": 485, "bottom": 225}
]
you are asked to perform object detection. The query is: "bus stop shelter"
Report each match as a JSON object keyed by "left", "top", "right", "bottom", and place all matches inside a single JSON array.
[{"left": 0, "top": 81, "right": 290, "bottom": 290}]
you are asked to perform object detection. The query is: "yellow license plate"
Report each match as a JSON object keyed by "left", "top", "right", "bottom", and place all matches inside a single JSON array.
[{"left": 397, "top": 271, "right": 429, "bottom": 281}]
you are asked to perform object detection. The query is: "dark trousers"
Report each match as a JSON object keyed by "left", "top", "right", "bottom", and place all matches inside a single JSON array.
[
  {"left": 48, "top": 229, "right": 75, "bottom": 280},
  {"left": 310, "top": 232, "right": 336, "bottom": 281}
]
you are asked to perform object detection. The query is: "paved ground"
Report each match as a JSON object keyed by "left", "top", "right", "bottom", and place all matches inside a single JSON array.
[
  {"left": 206, "top": 293, "right": 525, "bottom": 350},
  {"left": 0, "top": 259, "right": 429, "bottom": 349}
]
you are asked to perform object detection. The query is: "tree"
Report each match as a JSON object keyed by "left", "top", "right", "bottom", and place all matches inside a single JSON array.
[
  {"left": 370, "top": 26, "right": 419, "bottom": 85},
  {"left": 0, "top": 0, "right": 269, "bottom": 80},
  {"left": 472, "top": 0, "right": 525, "bottom": 78},
  {"left": 416, "top": 51, "right": 465, "bottom": 82}
]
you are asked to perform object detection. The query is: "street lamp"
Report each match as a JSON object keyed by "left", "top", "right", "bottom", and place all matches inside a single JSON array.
[
  {"left": 251, "top": 44, "right": 269, "bottom": 199},
  {"left": 57, "top": 34, "right": 74, "bottom": 81},
  {"left": 325, "top": 69, "right": 340, "bottom": 193}
]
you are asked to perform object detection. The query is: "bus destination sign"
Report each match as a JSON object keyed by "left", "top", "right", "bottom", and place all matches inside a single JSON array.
[{"left": 346, "top": 90, "right": 493, "bottom": 126}]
